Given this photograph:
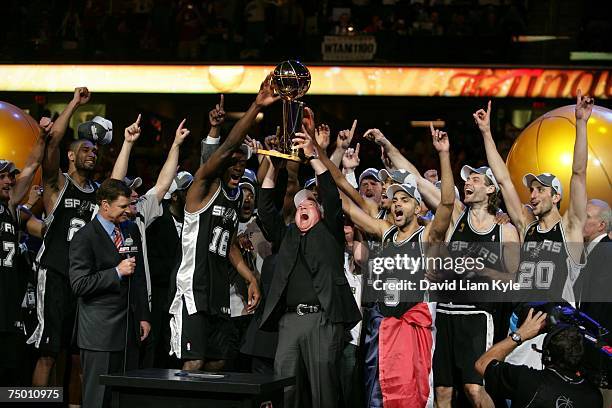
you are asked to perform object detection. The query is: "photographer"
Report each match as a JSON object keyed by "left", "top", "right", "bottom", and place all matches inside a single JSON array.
[{"left": 475, "top": 308, "right": 602, "bottom": 407}]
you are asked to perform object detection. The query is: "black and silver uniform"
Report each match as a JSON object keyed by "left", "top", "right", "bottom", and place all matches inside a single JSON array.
[
  {"left": 169, "top": 183, "right": 240, "bottom": 318},
  {"left": 0, "top": 203, "right": 19, "bottom": 332},
  {"left": 517, "top": 220, "right": 581, "bottom": 302},
  {"left": 376, "top": 224, "right": 426, "bottom": 318},
  {"left": 37, "top": 174, "right": 98, "bottom": 275}
]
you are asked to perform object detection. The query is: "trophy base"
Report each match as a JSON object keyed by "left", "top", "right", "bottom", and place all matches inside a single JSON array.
[{"left": 256, "top": 149, "right": 303, "bottom": 162}]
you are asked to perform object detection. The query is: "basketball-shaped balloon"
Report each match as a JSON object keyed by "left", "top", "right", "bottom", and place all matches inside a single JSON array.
[
  {"left": 0, "top": 101, "right": 41, "bottom": 186},
  {"left": 506, "top": 105, "right": 611, "bottom": 214}
]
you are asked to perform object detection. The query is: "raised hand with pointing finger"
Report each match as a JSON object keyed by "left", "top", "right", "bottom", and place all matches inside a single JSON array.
[
  {"left": 342, "top": 143, "right": 361, "bottom": 172},
  {"left": 209, "top": 94, "right": 226, "bottom": 128},
  {"left": 174, "top": 119, "right": 190, "bottom": 146},
  {"left": 430, "top": 122, "right": 449, "bottom": 153},
  {"left": 124, "top": 114, "right": 142, "bottom": 144},
  {"left": 473, "top": 100, "right": 492, "bottom": 135}
]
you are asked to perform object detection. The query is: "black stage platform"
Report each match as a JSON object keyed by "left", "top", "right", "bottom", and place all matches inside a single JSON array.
[{"left": 100, "top": 368, "right": 294, "bottom": 408}]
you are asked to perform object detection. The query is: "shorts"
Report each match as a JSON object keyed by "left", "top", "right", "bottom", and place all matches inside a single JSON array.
[
  {"left": 433, "top": 306, "right": 493, "bottom": 386},
  {"left": 26, "top": 267, "right": 77, "bottom": 355},
  {"left": 173, "top": 300, "right": 234, "bottom": 361}
]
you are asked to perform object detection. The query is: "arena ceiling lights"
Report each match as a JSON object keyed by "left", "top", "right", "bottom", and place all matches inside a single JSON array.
[{"left": 0, "top": 64, "right": 609, "bottom": 99}]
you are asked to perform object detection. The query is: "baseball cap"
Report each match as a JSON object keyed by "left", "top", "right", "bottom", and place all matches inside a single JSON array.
[
  {"left": 378, "top": 168, "right": 413, "bottom": 185},
  {"left": 358, "top": 168, "right": 381, "bottom": 185},
  {"left": 522, "top": 173, "right": 563, "bottom": 198},
  {"left": 77, "top": 116, "right": 113, "bottom": 145},
  {"left": 304, "top": 177, "right": 317, "bottom": 190},
  {"left": 0, "top": 160, "right": 20, "bottom": 175},
  {"left": 460, "top": 165, "right": 500, "bottom": 192},
  {"left": 241, "top": 168, "right": 256, "bottom": 184},
  {"left": 123, "top": 176, "right": 142, "bottom": 190},
  {"left": 386, "top": 183, "right": 422, "bottom": 205},
  {"left": 164, "top": 171, "right": 194, "bottom": 199},
  {"left": 236, "top": 143, "right": 253, "bottom": 160},
  {"left": 294, "top": 189, "right": 318, "bottom": 208},
  {"left": 434, "top": 181, "right": 461, "bottom": 200}
]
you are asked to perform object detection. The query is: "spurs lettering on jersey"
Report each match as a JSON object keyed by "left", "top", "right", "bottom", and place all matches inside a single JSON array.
[{"left": 212, "top": 205, "right": 238, "bottom": 225}]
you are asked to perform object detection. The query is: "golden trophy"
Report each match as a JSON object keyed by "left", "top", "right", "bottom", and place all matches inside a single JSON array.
[{"left": 258, "top": 60, "right": 311, "bottom": 162}]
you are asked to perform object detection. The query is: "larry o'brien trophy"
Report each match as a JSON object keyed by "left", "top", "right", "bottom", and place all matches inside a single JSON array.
[{"left": 257, "top": 60, "right": 311, "bottom": 162}]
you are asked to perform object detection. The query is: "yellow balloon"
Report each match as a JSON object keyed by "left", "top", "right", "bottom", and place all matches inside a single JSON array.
[
  {"left": 506, "top": 105, "right": 612, "bottom": 214},
  {"left": 0, "top": 101, "right": 41, "bottom": 186}
]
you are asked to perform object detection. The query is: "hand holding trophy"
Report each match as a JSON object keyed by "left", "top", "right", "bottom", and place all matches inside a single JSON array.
[{"left": 257, "top": 60, "right": 311, "bottom": 162}]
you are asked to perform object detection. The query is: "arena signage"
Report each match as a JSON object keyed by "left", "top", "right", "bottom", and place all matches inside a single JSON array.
[
  {"left": 0, "top": 65, "right": 609, "bottom": 98},
  {"left": 321, "top": 35, "right": 377, "bottom": 61}
]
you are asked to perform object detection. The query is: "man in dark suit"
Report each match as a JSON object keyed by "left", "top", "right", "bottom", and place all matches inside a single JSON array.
[
  {"left": 576, "top": 199, "right": 611, "bottom": 405},
  {"left": 258, "top": 108, "right": 361, "bottom": 408},
  {"left": 69, "top": 179, "right": 151, "bottom": 408}
]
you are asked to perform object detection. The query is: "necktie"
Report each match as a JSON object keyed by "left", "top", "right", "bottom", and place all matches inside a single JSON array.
[{"left": 113, "top": 226, "right": 122, "bottom": 250}]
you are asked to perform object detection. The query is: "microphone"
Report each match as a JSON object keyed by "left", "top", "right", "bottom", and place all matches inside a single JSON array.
[
  {"left": 118, "top": 236, "right": 138, "bottom": 259},
  {"left": 120, "top": 233, "right": 138, "bottom": 374}
]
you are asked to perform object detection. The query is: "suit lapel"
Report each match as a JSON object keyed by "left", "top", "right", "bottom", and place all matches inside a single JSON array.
[{"left": 92, "top": 217, "right": 120, "bottom": 256}]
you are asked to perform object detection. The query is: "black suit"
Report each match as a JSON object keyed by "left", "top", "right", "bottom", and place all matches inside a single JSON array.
[
  {"left": 143, "top": 201, "right": 181, "bottom": 368},
  {"left": 69, "top": 217, "right": 150, "bottom": 408},
  {"left": 576, "top": 235, "right": 612, "bottom": 388},
  {"left": 258, "top": 170, "right": 361, "bottom": 408},
  {"left": 259, "top": 171, "right": 361, "bottom": 331}
]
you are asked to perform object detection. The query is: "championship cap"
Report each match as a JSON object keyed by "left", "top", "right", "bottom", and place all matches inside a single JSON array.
[
  {"left": 123, "top": 176, "right": 142, "bottom": 190},
  {"left": 77, "top": 116, "right": 113, "bottom": 145},
  {"left": 522, "top": 173, "right": 563, "bottom": 198},
  {"left": 460, "top": 165, "right": 500, "bottom": 192},
  {"left": 386, "top": 182, "right": 422, "bottom": 205},
  {"left": 358, "top": 168, "right": 381, "bottom": 185},
  {"left": 164, "top": 171, "right": 194, "bottom": 199},
  {"left": 0, "top": 160, "right": 20, "bottom": 175}
]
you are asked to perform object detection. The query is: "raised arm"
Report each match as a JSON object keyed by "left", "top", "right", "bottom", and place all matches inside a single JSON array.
[
  {"left": 329, "top": 120, "right": 356, "bottom": 167},
  {"left": 282, "top": 160, "right": 300, "bottom": 224},
  {"left": 365, "top": 129, "right": 421, "bottom": 176},
  {"left": 475, "top": 101, "right": 533, "bottom": 234},
  {"left": 258, "top": 157, "right": 287, "bottom": 246},
  {"left": 341, "top": 190, "right": 389, "bottom": 238},
  {"left": 42, "top": 87, "right": 91, "bottom": 207},
  {"left": 151, "top": 119, "right": 191, "bottom": 202},
  {"left": 200, "top": 94, "right": 225, "bottom": 165},
  {"left": 9, "top": 118, "right": 52, "bottom": 208},
  {"left": 425, "top": 126, "right": 455, "bottom": 243},
  {"left": 564, "top": 90, "right": 592, "bottom": 233},
  {"left": 186, "top": 73, "right": 279, "bottom": 208},
  {"left": 110, "top": 114, "right": 142, "bottom": 180}
]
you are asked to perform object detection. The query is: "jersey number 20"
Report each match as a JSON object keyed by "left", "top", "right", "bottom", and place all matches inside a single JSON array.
[{"left": 517, "top": 261, "right": 555, "bottom": 289}]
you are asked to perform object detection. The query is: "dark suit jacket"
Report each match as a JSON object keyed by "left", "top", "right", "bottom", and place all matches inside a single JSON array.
[
  {"left": 69, "top": 217, "right": 150, "bottom": 352},
  {"left": 145, "top": 201, "right": 181, "bottom": 289},
  {"left": 258, "top": 170, "right": 361, "bottom": 331}
]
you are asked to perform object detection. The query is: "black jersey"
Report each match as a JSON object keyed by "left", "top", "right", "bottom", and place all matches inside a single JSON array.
[
  {"left": 364, "top": 208, "right": 387, "bottom": 290},
  {"left": 375, "top": 224, "right": 425, "bottom": 317},
  {"left": 169, "top": 183, "right": 240, "bottom": 317},
  {"left": 37, "top": 174, "right": 98, "bottom": 275},
  {"left": 441, "top": 207, "right": 505, "bottom": 307},
  {"left": 0, "top": 203, "right": 19, "bottom": 332},
  {"left": 484, "top": 360, "right": 602, "bottom": 408},
  {"left": 517, "top": 220, "right": 581, "bottom": 302}
]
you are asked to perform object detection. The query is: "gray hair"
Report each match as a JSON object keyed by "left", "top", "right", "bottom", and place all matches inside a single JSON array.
[{"left": 589, "top": 199, "right": 612, "bottom": 233}]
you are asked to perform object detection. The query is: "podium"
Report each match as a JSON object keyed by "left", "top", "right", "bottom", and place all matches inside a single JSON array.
[{"left": 100, "top": 369, "right": 294, "bottom": 408}]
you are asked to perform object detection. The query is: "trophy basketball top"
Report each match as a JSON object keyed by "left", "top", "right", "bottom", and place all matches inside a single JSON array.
[{"left": 272, "top": 60, "right": 311, "bottom": 101}]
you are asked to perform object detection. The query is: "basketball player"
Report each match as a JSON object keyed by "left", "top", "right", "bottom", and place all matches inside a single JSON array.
[
  {"left": 330, "top": 124, "right": 455, "bottom": 407},
  {"left": 1, "top": 118, "right": 52, "bottom": 385},
  {"left": 27, "top": 87, "right": 101, "bottom": 398},
  {"left": 168, "top": 74, "right": 276, "bottom": 370},
  {"left": 476, "top": 94, "right": 592, "bottom": 303},
  {"left": 366, "top": 126, "right": 520, "bottom": 407}
]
